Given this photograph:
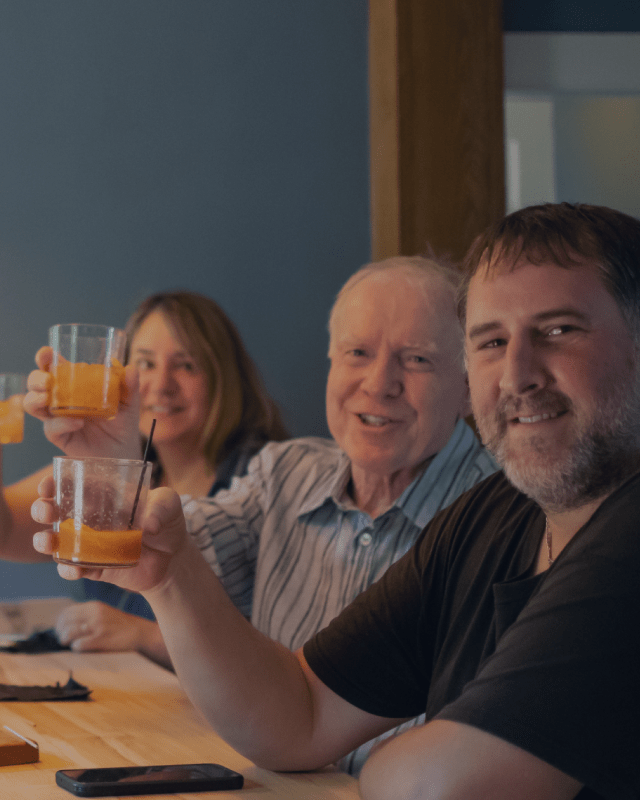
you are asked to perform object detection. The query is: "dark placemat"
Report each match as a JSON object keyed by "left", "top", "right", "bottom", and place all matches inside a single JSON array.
[
  {"left": 0, "top": 674, "right": 91, "bottom": 701},
  {"left": 0, "top": 628, "right": 70, "bottom": 654}
]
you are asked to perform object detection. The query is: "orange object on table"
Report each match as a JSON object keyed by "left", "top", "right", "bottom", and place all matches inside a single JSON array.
[
  {"left": 0, "top": 727, "right": 39, "bottom": 766},
  {"left": 0, "top": 650, "right": 359, "bottom": 798}
]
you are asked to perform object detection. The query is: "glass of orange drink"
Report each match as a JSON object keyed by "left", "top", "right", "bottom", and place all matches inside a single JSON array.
[
  {"left": 0, "top": 374, "right": 27, "bottom": 444},
  {"left": 52, "top": 456, "right": 152, "bottom": 568},
  {"left": 48, "top": 324, "right": 126, "bottom": 418}
]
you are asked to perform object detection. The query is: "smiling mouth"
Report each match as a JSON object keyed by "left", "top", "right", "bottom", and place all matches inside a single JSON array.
[
  {"left": 358, "top": 413, "right": 395, "bottom": 427},
  {"left": 145, "top": 405, "right": 183, "bottom": 415},
  {"left": 513, "top": 411, "right": 563, "bottom": 424}
]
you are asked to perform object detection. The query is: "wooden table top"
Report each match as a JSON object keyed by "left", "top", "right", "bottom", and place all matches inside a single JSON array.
[{"left": 0, "top": 649, "right": 360, "bottom": 799}]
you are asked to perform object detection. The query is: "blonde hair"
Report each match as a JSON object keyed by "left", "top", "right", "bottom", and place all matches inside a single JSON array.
[{"left": 126, "top": 291, "right": 289, "bottom": 471}]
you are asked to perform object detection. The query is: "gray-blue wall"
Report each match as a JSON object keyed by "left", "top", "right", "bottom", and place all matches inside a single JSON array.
[
  {"left": 4, "top": 1, "right": 637, "bottom": 601},
  {"left": 0, "top": 1, "right": 370, "bottom": 598}
]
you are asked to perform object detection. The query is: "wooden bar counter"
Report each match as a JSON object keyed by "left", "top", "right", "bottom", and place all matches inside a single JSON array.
[{"left": 0, "top": 649, "right": 360, "bottom": 799}]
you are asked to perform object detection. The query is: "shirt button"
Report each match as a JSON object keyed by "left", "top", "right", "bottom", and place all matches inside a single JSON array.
[{"left": 359, "top": 532, "right": 372, "bottom": 546}]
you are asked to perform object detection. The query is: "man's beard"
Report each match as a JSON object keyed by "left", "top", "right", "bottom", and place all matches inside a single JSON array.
[{"left": 475, "top": 370, "right": 640, "bottom": 512}]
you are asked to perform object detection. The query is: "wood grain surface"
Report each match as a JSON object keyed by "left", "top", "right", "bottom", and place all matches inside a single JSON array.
[{"left": 0, "top": 650, "right": 359, "bottom": 799}]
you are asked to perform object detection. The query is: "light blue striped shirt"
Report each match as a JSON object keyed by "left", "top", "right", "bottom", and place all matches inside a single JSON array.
[
  {"left": 185, "top": 418, "right": 497, "bottom": 645},
  {"left": 183, "top": 420, "right": 497, "bottom": 771}
]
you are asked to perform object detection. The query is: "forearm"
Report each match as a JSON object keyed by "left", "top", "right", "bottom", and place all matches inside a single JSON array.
[
  {"left": 359, "top": 720, "right": 583, "bottom": 800},
  {"left": 142, "top": 539, "right": 318, "bottom": 770},
  {"left": 0, "top": 461, "right": 52, "bottom": 562},
  {"left": 136, "top": 619, "right": 174, "bottom": 671},
  {"left": 33, "top": 486, "right": 392, "bottom": 772},
  {"left": 0, "top": 490, "right": 12, "bottom": 551},
  {"left": 359, "top": 723, "right": 444, "bottom": 800},
  {"left": 0, "top": 448, "right": 11, "bottom": 549}
]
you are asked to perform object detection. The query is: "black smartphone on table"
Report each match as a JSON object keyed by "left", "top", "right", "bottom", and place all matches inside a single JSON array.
[{"left": 55, "top": 763, "right": 243, "bottom": 796}]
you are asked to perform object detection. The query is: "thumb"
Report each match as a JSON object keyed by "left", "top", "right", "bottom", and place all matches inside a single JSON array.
[
  {"left": 35, "top": 346, "right": 54, "bottom": 371},
  {"left": 141, "top": 488, "right": 187, "bottom": 555}
]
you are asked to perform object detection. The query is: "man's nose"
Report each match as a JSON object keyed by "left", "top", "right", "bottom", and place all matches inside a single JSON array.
[
  {"left": 498, "top": 337, "right": 547, "bottom": 397},
  {"left": 361, "top": 356, "right": 402, "bottom": 398}
]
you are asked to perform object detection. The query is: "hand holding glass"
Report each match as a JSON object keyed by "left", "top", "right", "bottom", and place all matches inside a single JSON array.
[
  {"left": 0, "top": 374, "right": 27, "bottom": 444},
  {"left": 52, "top": 456, "right": 151, "bottom": 568},
  {"left": 48, "top": 324, "right": 126, "bottom": 418}
]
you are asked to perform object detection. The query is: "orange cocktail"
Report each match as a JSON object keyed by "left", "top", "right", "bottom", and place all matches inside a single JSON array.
[
  {"left": 53, "top": 455, "right": 151, "bottom": 569},
  {"left": 54, "top": 518, "right": 142, "bottom": 567},
  {"left": 0, "top": 395, "right": 24, "bottom": 444},
  {"left": 49, "top": 359, "right": 124, "bottom": 418},
  {"left": 48, "top": 324, "right": 127, "bottom": 418}
]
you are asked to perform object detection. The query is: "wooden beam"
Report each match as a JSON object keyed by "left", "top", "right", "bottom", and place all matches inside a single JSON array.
[
  {"left": 369, "top": 0, "right": 505, "bottom": 262},
  {"left": 368, "top": 0, "right": 401, "bottom": 260}
]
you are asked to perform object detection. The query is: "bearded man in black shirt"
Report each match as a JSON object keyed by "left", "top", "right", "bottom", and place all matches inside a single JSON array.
[{"left": 32, "top": 202, "right": 640, "bottom": 800}]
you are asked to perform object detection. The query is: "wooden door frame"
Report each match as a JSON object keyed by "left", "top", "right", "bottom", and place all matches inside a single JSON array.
[{"left": 368, "top": 0, "right": 506, "bottom": 263}]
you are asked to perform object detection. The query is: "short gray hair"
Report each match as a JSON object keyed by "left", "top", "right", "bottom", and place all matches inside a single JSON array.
[{"left": 328, "top": 255, "right": 462, "bottom": 350}]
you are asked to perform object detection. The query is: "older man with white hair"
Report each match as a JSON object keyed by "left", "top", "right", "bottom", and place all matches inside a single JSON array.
[
  {"left": 25, "top": 255, "right": 497, "bottom": 773},
  {"left": 185, "top": 257, "right": 495, "bottom": 655}
]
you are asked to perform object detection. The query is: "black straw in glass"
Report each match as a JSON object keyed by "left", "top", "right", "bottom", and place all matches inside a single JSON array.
[{"left": 128, "top": 418, "right": 156, "bottom": 529}]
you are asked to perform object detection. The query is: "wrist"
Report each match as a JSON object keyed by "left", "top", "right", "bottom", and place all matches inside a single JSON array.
[{"left": 141, "top": 535, "right": 204, "bottom": 607}]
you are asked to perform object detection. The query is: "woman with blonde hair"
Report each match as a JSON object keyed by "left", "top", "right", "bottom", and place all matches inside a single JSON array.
[
  {"left": 64, "top": 290, "right": 289, "bottom": 651},
  {"left": 1, "top": 290, "right": 288, "bottom": 665},
  {"left": 124, "top": 290, "right": 288, "bottom": 496}
]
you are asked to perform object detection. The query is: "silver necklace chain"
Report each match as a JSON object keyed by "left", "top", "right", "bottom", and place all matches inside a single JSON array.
[{"left": 545, "top": 519, "right": 554, "bottom": 567}]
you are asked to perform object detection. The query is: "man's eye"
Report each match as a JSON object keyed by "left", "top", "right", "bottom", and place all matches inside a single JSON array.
[
  {"left": 404, "top": 354, "right": 432, "bottom": 369},
  {"left": 478, "top": 338, "right": 505, "bottom": 350},
  {"left": 546, "top": 325, "right": 574, "bottom": 337},
  {"left": 347, "top": 349, "right": 367, "bottom": 357}
]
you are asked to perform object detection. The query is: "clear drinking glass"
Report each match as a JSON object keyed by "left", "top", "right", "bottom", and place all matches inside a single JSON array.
[
  {"left": 52, "top": 456, "right": 151, "bottom": 568},
  {"left": 0, "top": 374, "right": 27, "bottom": 444},
  {"left": 48, "top": 324, "right": 126, "bottom": 418}
]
